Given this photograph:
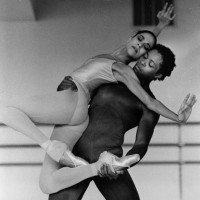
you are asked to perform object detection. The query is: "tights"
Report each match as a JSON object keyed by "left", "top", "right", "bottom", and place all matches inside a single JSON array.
[
  {"left": 40, "top": 155, "right": 97, "bottom": 194},
  {"left": 0, "top": 80, "right": 88, "bottom": 147},
  {"left": 49, "top": 170, "right": 140, "bottom": 200},
  {"left": 40, "top": 83, "right": 159, "bottom": 199},
  {"left": 39, "top": 122, "right": 99, "bottom": 194}
]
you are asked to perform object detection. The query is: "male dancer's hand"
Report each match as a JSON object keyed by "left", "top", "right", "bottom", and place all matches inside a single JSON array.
[
  {"left": 98, "top": 163, "right": 124, "bottom": 180},
  {"left": 178, "top": 94, "right": 197, "bottom": 123},
  {"left": 97, "top": 151, "right": 140, "bottom": 178}
]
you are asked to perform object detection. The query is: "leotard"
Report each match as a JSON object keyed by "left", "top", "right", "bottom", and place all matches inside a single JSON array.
[{"left": 70, "top": 57, "right": 118, "bottom": 101}]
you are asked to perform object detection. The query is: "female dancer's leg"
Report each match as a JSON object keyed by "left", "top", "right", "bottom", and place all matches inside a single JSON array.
[
  {"left": 40, "top": 154, "right": 97, "bottom": 194},
  {"left": 39, "top": 123, "right": 98, "bottom": 194},
  {"left": 0, "top": 90, "right": 80, "bottom": 143},
  {"left": 0, "top": 85, "right": 89, "bottom": 164}
]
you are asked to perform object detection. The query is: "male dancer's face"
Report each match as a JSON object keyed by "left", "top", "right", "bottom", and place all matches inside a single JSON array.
[{"left": 133, "top": 49, "right": 163, "bottom": 81}]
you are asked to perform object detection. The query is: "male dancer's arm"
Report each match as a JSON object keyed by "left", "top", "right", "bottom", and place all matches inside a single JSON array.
[
  {"left": 99, "top": 100, "right": 159, "bottom": 179},
  {"left": 126, "top": 104, "right": 159, "bottom": 167}
]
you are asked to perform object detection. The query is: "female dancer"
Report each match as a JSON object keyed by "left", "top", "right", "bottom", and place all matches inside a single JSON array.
[{"left": 0, "top": 4, "right": 195, "bottom": 168}]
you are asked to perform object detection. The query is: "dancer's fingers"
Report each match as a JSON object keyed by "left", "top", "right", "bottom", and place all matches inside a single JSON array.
[
  {"left": 104, "top": 164, "right": 110, "bottom": 175},
  {"left": 101, "top": 163, "right": 113, "bottom": 176},
  {"left": 186, "top": 94, "right": 195, "bottom": 105},
  {"left": 162, "top": 2, "right": 168, "bottom": 12},
  {"left": 166, "top": 4, "right": 173, "bottom": 15},
  {"left": 105, "top": 164, "right": 119, "bottom": 180},
  {"left": 170, "top": 14, "right": 176, "bottom": 20},
  {"left": 188, "top": 95, "right": 197, "bottom": 107},
  {"left": 182, "top": 94, "right": 191, "bottom": 106},
  {"left": 98, "top": 170, "right": 103, "bottom": 178},
  {"left": 98, "top": 163, "right": 107, "bottom": 177},
  {"left": 101, "top": 163, "right": 107, "bottom": 176},
  {"left": 167, "top": 5, "right": 175, "bottom": 20},
  {"left": 100, "top": 164, "right": 118, "bottom": 179},
  {"left": 157, "top": 11, "right": 162, "bottom": 18},
  {"left": 184, "top": 93, "right": 191, "bottom": 102},
  {"left": 179, "top": 94, "right": 190, "bottom": 111},
  {"left": 166, "top": 4, "right": 172, "bottom": 15},
  {"left": 192, "top": 97, "right": 197, "bottom": 106}
]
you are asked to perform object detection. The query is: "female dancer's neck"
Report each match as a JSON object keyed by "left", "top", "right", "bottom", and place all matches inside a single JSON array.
[{"left": 110, "top": 45, "right": 133, "bottom": 65}]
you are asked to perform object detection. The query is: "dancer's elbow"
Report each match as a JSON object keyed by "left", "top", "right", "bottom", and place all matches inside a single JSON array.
[{"left": 146, "top": 97, "right": 156, "bottom": 111}]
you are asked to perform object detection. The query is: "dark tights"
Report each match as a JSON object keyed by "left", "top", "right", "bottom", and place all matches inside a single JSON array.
[
  {"left": 48, "top": 82, "right": 158, "bottom": 200},
  {"left": 49, "top": 170, "right": 140, "bottom": 200}
]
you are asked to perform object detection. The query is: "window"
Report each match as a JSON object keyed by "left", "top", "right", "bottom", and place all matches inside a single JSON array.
[{"left": 133, "top": 0, "right": 174, "bottom": 26}]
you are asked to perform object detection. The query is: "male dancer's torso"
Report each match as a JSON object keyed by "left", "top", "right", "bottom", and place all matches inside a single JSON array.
[
  {"left": 49, "top": 80, "right": 159, "bottom": 200},
  {"left": 73, "top": 82, "right": 159, "bottom": 163}
]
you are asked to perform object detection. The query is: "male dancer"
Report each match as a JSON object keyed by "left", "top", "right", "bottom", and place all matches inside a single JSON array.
[{"left": 47, "top": 44, "right": 182, "bottom": 200}]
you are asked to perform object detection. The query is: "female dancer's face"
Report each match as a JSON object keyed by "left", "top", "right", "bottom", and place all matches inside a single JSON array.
[
  {"left": 126, "top": 32, "right": 155, "bottom": 60},
  {"left": 133, "top": 49, "right": 163, "bottom": 81}
]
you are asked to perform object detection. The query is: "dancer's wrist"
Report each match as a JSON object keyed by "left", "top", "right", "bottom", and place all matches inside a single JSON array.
[{"left": 90, "top": 163, "right": 98, "bottom": 176}]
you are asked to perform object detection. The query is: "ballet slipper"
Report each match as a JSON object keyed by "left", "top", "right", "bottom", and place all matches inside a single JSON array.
[
  {"left": 41, "top": 140, "right": 88, "bottom": 167},
  {"left": 41, "top": 140, "right": 67, "bottom": 162},
  {"left": 59, "top": 149, "right": 89, "bottom": 167},
  {"left": 99, "top": 151, "right": 140, "bottom": 172},
  {"left": 112, "top": 154, "right": 140, "bottom": 171}
]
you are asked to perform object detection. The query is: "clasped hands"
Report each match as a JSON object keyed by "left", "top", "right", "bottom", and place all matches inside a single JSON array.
[{"left": 97, "top": 151, "right": 140, "bottom": 180}]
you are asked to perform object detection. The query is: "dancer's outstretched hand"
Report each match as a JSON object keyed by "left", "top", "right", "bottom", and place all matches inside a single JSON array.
[
  {"left": 157, "top": 3, "right": 176, "bottom": 27},
  {"left": 178, "top": 94, "right": 197, "bottom": 123}
]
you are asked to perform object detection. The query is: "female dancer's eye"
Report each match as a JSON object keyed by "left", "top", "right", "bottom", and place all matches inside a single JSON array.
[
  {"left": 144, "top": 43, "right": 150, "bottom": 50},
  {"left": 138, "top": 35, "right": 144, "bottom": 41}
]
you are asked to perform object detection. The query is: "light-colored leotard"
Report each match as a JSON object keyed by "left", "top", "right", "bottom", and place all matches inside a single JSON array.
[
  {"left": 70, "top": 57, "right": 118, "bottom": 100},
  {"left": 40, "top": 58, "right": 120, "bottom": 194}
]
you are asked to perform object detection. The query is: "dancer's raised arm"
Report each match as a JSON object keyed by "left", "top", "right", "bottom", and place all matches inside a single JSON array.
[{"left": 153, "top": 3, "right": 176, "bottom": 37}]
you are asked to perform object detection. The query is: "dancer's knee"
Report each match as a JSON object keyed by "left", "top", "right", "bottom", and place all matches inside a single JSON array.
[{"left": 39, "top": 176, "right": 58, "bottom": 194}]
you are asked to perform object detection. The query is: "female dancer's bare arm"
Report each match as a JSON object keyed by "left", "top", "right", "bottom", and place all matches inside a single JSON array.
[
  {"left": 152, "top": 3, "right": 176, "bottom": 37},
  {"left": 112, "top": 63, "right": 196, "bottom": 123}
]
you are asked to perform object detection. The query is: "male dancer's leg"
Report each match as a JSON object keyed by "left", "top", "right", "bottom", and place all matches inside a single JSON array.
[
  {"left": 49, "top": 178, "right": 91, "bottom": 200},
  {"left": 94, "top": 170, "right": 140, "bottom": 200}
]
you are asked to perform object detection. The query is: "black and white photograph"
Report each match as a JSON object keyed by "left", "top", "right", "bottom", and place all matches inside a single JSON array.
[{"left": 0, "top": 0, "right": 199, "bottom": 200}]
